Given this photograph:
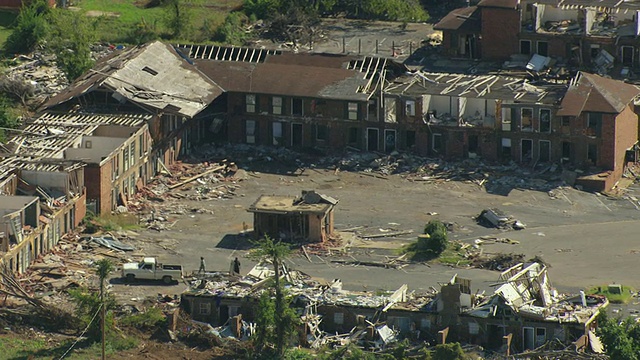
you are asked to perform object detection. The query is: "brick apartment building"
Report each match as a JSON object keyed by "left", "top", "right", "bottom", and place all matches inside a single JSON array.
[{"left": 437, "top": 0, "right": 640, "bottom": 68}]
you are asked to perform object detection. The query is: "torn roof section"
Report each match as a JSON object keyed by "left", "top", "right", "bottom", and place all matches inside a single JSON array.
[
  {"left": 385, "top": 72, "right": 566, "bottom": 105},
  {"left": 434, "top": 6, "right": 480, "bottom": 32},
  {"left": 6, "top": 112, "right": 151, "bottom": 159},
  {"left": 43, "top": 41, "right": 224, "bottom": 118},
  {"left": 557, "top": 71, "right": 640, "bottom": 116},
  {"left": 178, "top": 44, "right": 405, "bottom": 101},
  {"left": 248, "top": 191, "right": 337, "bottom": 215}
]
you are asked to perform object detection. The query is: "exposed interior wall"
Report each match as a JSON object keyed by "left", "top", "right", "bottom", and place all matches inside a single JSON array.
[
  {"left": 66, "top": 136, "right": 126, "bottom": 163},
  {"left": 21, "top": 171, "right": 67, "bottom": 195}
]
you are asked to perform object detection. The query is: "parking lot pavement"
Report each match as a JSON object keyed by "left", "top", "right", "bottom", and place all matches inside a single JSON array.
[{"left": 114, "top": 169, "right": 640, "bottom": 302}]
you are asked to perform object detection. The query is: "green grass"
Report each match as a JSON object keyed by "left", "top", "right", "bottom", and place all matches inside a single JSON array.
[
  {"left": 588, "top": 285, "right": 636, "bottom": 304},
  {"left": 0, "top": 11, "right": 17, "bottom": 48},
  {"left": 435, "top": 242, "right": 471, "bottom": 266},
  {"left": 0, "top": 334, "right": 138, "bottom": 359},
  {"left": 0, "top": 337, "right": 49, "bottom": 360},
  {"left": 74, "top": 0, "right": 239, "bottom": 43}
]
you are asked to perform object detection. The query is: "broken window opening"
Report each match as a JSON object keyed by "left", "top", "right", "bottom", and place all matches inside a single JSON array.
[
  {"left": 521, "top": 108, "right": 533, "bottom": 131},
  {"left": 405, "top": 130, "right": 416, "bottom": 149},
  {"left": 384, "top": 129, "right": 396, "bottom": 153},
  {"left": 561, "top": 116, "right": 571, "bottom": 127},
  {"left": 432, "top": 133, "right": 443, "bottom": 153},
  {"left": 539, "top": 140, "right": 551, "bottom": 163},
  {"left": 246, "top": 94, "right": 256, "bottom": 113},
  {"left": 468, "top": 134, "right": 479, "bottom": 154},
  {"left": 291, "top": 98, "right": 303, "bottom": 116},
  {"left": 587, "top": 112, "right": 602, "bottom": 137},
  {"left": 405, "top": 99, "right": 416, "bottom": 116},
  {"left": 588, "top": 143, "right": 598, "bottom": 165},
  {"left": 123, "top": 147, "right": 129, "bottom": 172},
  {"left": 315, "top": 124, "right": 328, "bottom": 141},
  {"left": 537, "top": 41, "right": 548, "bottom": 57},
  {"left": 291, "top": 123, "right": 303, "bottom": 147},
  {"left": 367, "top": 128, "right": 379, "bottom": 151},
  {"left": 272, "top": 96, "right": 282, "bottom": 115},
  {"left": 539, "top": 109, "right": 551, "bottom": 133},
  {"left": 272, "top": 122, "right": 283, "bottom": 146},
  {"left": 521, "top": 139, "right": 533, "bottom": 163},
  {"left": 562, "top": 141, "right": 571, "bottom": 162},
  {"left": 520, "top": 40, "right": 531, "bottom": 55},
  {"left": 245, "top": 120, "right": 256, "bottom": 144},
  {"left": 348, "top": 127, "right": 358, "bottom": 144},
  {"left": 622, "top": 46, "right": 634, "bottom": 66}
]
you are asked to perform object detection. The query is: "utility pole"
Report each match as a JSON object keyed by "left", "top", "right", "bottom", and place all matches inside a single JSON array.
[{"left": 101, "top": 300, "right": 105, "bottom": 360}]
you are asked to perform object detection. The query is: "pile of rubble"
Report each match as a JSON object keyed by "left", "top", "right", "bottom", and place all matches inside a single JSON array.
[
  {"left": 128, "top": 160, "right": 246, "bottom": 231},
  {"left": 191, "top": 143, "right": 568, "bottom": 192},
  {"left": 3, "top": 44, "right": 118, "bottom": 108}
]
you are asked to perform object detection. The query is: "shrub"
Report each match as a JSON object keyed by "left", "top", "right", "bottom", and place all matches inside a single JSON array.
[
  {"left": 120, "top": 307, "right": 166, "bottom": 329},
  {"left": 4, "top": 0, "right": 50, "bottom": 54},
  {"left": 432, "top": 342, "right": 467, "bottom": 360}
]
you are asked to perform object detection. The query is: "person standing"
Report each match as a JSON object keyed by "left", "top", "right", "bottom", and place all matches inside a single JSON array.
[
  {"left": 233, "top": 257, "right": 241, "bottom": 275},
  {"left": 198, "top": 257, "right": 206, "bottom": 274}
]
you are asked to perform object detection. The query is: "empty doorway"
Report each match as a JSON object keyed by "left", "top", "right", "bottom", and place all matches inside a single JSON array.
[{"left": 367, "top": 128, "right": 379, "bottom": 151}]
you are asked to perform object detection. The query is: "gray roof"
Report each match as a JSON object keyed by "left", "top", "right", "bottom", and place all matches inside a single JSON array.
[{"left": 44, "top": 41, "right": 224, "bottom": 118}]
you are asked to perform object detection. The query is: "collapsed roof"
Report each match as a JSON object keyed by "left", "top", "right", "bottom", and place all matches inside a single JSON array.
[
  {"left": 176, "top": 44, "right": 406, "bottom": 101},
  {"left": 466, "top": 263, "right": 608, "bottom": 324},
  {"left": 44, "top": 41, "right": 224, "bottom": 118}
]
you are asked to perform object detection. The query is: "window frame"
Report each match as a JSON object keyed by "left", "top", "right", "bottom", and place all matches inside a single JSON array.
[
  {"left": 348, "top": 102, "right": 358, "bottom": 120},
  {"left": 272, "top": 96, "right": 282, "bottom": 115},
  {"left": 246, "top": 94, "right": 256, "bottom": 113}
]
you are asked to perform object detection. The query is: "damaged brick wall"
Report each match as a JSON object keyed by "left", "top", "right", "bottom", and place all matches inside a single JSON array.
[{"left": 480, "top": 7, "right": 520, "bottom": 60}]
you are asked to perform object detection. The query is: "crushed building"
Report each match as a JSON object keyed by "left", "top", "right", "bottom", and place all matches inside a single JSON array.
[{"left": 180, "top": 261, "right": 607, "bottom": 354}]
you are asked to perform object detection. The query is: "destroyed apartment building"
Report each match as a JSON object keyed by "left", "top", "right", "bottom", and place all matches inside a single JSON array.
[
  {"left": 0, "top": 157, "right": 85, "bottom": 273},
  {"left": 0, "top": 40, "right": 224, "bottom": 273},
  {"left": 175, "top": 42, "right": 640, "bottom": 191},
  {"left": 438, "top": 0, "right": 640, "bottom": 72},
  {"left": 384, "top": 70, "right": 640, "bottom": 191},
  {"left": 1, "top": 38, "right": 639, "bottom": 272},
  {"left": 180, "top": 261, "right": 607, "bottom": 354},
  {"left": 248, "top": 190, "right": 338, "bottom": 242}
]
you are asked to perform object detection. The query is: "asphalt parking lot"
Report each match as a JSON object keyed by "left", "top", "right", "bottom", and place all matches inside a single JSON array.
[{"left": 111, "top": 165, "right": 640, "bottom": 308}]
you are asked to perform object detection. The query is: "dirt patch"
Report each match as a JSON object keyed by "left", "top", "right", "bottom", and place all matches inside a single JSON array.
[
  {"left": 109, "top": 341, "right": 232, "bottom": 360},
  {"left": 85, "top": 10, "right": 120, "bottom": 18}
]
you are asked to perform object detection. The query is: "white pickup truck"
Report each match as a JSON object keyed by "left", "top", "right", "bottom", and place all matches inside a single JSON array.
[{"left": 121, "top": 257, "right": 183, "bottom": 284}]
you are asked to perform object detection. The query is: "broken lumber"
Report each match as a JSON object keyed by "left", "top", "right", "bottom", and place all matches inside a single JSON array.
[
  {"left": 168, "top": 165, "right": 225, "bottom": 190},
  {"left": 361, "top": 230, "right": 413, "bottom": 239}
]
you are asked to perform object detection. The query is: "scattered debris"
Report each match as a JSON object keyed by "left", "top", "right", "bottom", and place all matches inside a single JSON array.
[{"left": 477, "top": 208, "right": 525, "bottom": 230}]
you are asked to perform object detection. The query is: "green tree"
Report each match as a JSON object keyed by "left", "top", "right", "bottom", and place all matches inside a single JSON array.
[
  {"left": 163, "top": 0, "right": 197, "bottom": 39},
  {"left": 214, "top": 13, "right": 248, "bottom": 45},
  {"left": 96, "top": 259, "right": 114, "bottom": 359},
  {"left": 243, "top": 0, "right": 284, "bottom": 20},
  {"left": 46, "top": 9, "right": 95, "bottom": 80},
  {"left": 597, "top": 313, "right": 640, "bottom": 360},
  {"left": 431, "top": 342, "right": 468, "bottom": 360},
  {"left": 4, "top": 0, "right": 50, "bottom": 54},
  {"left": 250, "top": 236, "right": 299, "bottom": 357},
  {"left": 417, "top": 220, "right": 448, "bottom": 255}
]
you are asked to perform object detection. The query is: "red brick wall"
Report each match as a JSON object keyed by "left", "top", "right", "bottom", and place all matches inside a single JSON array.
[
  {"left": 613, "top": 105, "right": 639, "bottom": 175},
  {"left": 480, "top": 7, "right": 520, "bottom": 60},
  {"left": 74, "top": 191, "right": 86, "bottom": 227}
]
